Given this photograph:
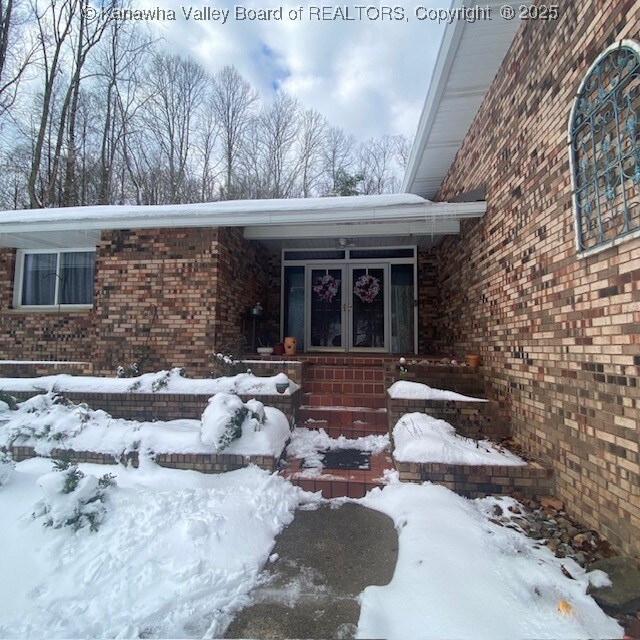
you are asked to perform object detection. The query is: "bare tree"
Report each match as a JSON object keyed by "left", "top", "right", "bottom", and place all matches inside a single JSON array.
[
  {"left": 195, "top": 96, "right": 221, "bottom": 202},
  {"left": 142, "top": 52, "right": 207, "bottom": 203},
  {"left": 210, "top": 65, "right": 257, "bottom": 200},
  {"left": 321, "top": 124, "right": 357, "bottom": 195},
  {"left": 298, "top": 108, "right": 327, "bottom": 197},
  {"left": 0, "top": 0, "right": 35, "bottom": 120},
  {"left": 94, "top": 17, "right": 154, "bottom": 204},
  {"left": 358, "top": 135, "right": 400, "bottom": 194},
  {"left": 258, "top": 92, "right": 301, "bottom": 198},
  {"left": 60, "top": 0, "right": 112, "bottom": 206},
  {"left": 27, "top": 0, "right": 78, "bottom": 208}
]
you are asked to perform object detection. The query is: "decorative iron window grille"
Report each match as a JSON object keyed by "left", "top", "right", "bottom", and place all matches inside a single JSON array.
[{"left": 569, "top": 40, "right": 640, "bottom": 255}]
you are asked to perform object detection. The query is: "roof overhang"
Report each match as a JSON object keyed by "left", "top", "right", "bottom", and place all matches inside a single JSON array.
[
  {"left": 402, "top": 0, "right": 523, "bottom": 199},
  {"left": 0, "top": 195, "right": 486, "bottom": 250}
]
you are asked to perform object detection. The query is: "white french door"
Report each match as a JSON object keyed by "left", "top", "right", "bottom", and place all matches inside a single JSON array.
[
  {"left": 347, "top": 264, "right": 388, "bottom": 352},
  {"left": 305, "top": 264, "right": 389, "bottom": 352}
]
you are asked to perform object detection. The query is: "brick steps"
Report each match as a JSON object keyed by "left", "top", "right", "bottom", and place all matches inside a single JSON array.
[
  {"left": 300, "top": 407, "right": 387, "bottom": 439},
  {"left": 283, "top": 452, "right": 394, "bottom": 498},
  {"left": 303, "top": 362, "right": 386, "bottom": 404},
  {"left": 302, "top": 392, "right": 386, "bottom": 409}
]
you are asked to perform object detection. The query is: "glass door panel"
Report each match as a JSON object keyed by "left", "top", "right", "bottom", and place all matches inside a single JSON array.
[
  {"left": 349, "top": 265, "right": 387, "bottom": 351},
  {"left": 309, "top": 267, "right": 344, "bottom": 349},
  {"left": 284, "top": 266, "right": 305, "bottom": 351},
  {"left": 391, "top": 263, "right": 414, "bottom": 353}
]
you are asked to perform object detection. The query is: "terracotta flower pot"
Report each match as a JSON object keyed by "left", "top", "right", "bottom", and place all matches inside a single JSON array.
[
  {"left": 466, "top": 354, "right": 481, "bottom": 367},
  {"left": 284, "top": 336, "right": 297, "bottom": 355}
]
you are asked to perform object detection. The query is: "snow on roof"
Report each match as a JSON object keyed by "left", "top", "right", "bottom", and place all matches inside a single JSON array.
[{"left": 0, "top": 194, "right": 428, "bottom": 230}]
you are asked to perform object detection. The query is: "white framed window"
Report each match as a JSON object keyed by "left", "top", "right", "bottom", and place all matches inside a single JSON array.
[{"left": 13, "top": 249, "right": 96, "bottom": 309}]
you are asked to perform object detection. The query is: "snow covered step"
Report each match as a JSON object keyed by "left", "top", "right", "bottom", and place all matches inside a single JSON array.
[{"left": 299, "top": 405, "right": 388, "bottom": 429}]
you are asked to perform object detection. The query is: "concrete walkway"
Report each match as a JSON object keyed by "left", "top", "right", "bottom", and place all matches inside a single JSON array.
[{"left": 224, "top": 502, "right": 398, "bottom": 639}]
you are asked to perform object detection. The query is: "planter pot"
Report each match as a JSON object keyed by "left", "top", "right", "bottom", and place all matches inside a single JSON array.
[
  {"left": 257, "top": 347, "right": 274, "bottom": 355},
  {"left": 284, "top": 336, "right": 297, "bottom": 356},
  {"left": 275, "top": 381, "right": 289, "bottom": 394},
  {"left": 466, "top": 354, "right": 481, "bottom": 367},
  {"left": 273, "top": 343, "right": 285, "bottom": 356}
]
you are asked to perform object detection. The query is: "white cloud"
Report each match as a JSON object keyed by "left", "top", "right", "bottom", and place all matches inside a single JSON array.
[{"left": 137, "top": 1, "right": 447, "bottom": 139}]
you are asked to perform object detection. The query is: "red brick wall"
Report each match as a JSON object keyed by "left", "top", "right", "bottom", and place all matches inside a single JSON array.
[
  {"left": 0, "top": 249, "right": 94, "bottom": 362},
  {"left": 1, "top": 228, "right": 270, "bottom": 376},
  {"left": 417, "top": 248, "right": 440, "bottom": 354},
  {"left": 214, "top": 227, "right": 270, "bottom": 350},
  {"left": 91, "top": 227, "right": 220, "bottom": 375},
  {"left": 433, "top": 2, "right": 640, "bottom": 555}
]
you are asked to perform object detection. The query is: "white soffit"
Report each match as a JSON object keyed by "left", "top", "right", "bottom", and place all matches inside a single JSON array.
[{"left": 403, "top": 0, "right": 524, "bottom": 199}]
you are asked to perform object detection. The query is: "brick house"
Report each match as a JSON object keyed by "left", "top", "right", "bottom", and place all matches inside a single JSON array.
[{"left": 0, "top": 1, "right": 639, "bottom": 556}]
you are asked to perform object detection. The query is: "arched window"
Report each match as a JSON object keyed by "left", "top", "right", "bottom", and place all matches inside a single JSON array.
[{"left": 569, "top": 40, "right": 640, "bottom": 255}]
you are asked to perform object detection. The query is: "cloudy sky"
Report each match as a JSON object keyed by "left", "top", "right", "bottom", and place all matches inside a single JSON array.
[{"left": 138, "top": 1, "right": 448, "bottom": 140}]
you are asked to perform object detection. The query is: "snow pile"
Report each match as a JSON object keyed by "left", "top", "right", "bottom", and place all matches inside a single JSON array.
[
  {"left": 387, "top": 380, "right": 487, "bottom": 402},
  {"left": 359, "top": 483, "right": 623, "bottom": 640},
  {"left": 1, "top": 392, "right": 291, "bottom": 458},
  {"left": 392, "top": 413, "right": 525, "bottom": 466},
  {"left": 0, "top": 458, "right": 318, "bottom": 638},
  {"left": 0, "top": 368, "right": 299, "bottom": 396},
  {"left": 287, "top": 427, "right": 389, "bottom": 468},
  {"left": 34, "top": 462, "right": 115, "bottom": 531},
  {"left": 200, "top": 393, "right": 289, "bottom": 455}
]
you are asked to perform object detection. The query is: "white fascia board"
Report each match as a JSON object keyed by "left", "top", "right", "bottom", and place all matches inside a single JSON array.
[
  {"left": 0, "top": 201, "right": 486, "bottom": 235},
  {"left": 244, "top": 219, "right": 461, "bottom": 240},
  {"left": 402, "top": 0, "right": 522, "bottom": 196},
  {"left": 402, "top": 0, "right": 467, "bottom": 194}
]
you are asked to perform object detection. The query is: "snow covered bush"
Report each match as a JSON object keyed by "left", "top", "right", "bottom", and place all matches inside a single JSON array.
[
  {"left": 0, "top": 390, "right": 17, "bottom": 411},
  {"left": 200, "top": 393, "right": 266, "bottom": 452},
  {"left": 2, "top": 393, "right": 90, "bottom": 449},
  {"left": 33, "top": 457, "right": 116, "bottom": 532},
  {"left": 211, "top": 337, "right": 249, "bottom": 377},
  {"left": 0, "top": 451, "right": 15, "bottom": 487}
]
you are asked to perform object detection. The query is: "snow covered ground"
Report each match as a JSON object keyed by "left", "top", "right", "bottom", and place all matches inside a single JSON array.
[
  {"left": 0, "top": 369, "right": 299, "bottom": 395},
  {"left": 359, "top": 482, "right": 623, "bottom": 640},
  {"left": 388, "top": 380, "right": 487, "bottom": 402},
  {"left": 0, "top": 456, "right": 623, "bottom": 639},
  {"left": 0, "top": 392, "right": 291, "bottom": 457},
  {"left": 393, "top": 412, "right": 526, "bottom": 466},
  {"left": 287, "top": 427, "right": 389, "bottom": 469},
  {"left": 0, "top": 457, "right": 318, "bottom": 639}
]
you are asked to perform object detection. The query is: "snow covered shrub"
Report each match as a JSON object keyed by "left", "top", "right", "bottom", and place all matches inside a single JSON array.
[
  {"left": 200, "top": 393, "right": 266, "bottom": 451},
  {"left": 0, "top": 390, "right": 17, "bottom": 411},
  {"left": 2, "top": 393, "right": 90, "bottom": 450},
  {"left": 151, "top": 369, "right": 177, "bottom": 392},
  {"left": 211, "top": 337, "right": 249, "bottom": 377},
  {"left": 0, "top": 451, "right": 15, "bottom": 487},
  {"left": 33, "top": 457, "right": 116, "bottom": 532},
  {"left": 116, "top": 345, "right": 151, "bottom": 378}
]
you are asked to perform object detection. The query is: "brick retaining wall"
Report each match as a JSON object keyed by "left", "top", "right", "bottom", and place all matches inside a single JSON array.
[
  {"left": 395, "top": 459, "right": 553, "bottom": 498},
  {"left": 7, "top": 446, "right": 279, "bottom": 473},
  {"left": 383, "top": 363, "right": 485, "bottom": 395},
  {"left": 386, "top": 394, "right": 510, "bottom": 441},
  {"left": 6, "top": 389, "right": 301, "bottom": 424}
]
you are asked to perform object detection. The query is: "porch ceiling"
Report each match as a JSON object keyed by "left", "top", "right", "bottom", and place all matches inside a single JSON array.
[{"left": 244, "top": 219, "right": 462, "bottom": 249}]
